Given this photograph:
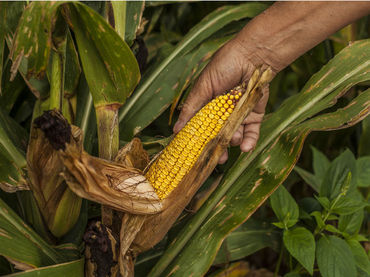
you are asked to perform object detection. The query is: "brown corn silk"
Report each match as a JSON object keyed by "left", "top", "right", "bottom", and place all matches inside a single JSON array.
[{"left": 133, "top": 68, "right": 274, "bottom": 252}]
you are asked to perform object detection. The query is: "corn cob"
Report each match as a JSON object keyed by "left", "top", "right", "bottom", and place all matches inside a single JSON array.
[{"left": 145, "top": 87, "right": 245, "bottom": 199}]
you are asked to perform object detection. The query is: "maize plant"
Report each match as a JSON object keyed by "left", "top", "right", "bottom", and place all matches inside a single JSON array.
[{"left": 0, "top": 1, "right": 369, "bottom": 277}]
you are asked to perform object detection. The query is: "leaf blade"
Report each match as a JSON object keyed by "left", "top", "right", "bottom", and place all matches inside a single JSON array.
[{"left": 283, "top": 227, "right": 315, "bottom": 275}]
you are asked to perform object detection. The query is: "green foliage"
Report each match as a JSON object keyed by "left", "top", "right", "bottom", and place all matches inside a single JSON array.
[
  {"left": 316, "top": 236, "right": 356, "bottom": 277},
  {"left": 270, "top": 186, "right": 299, "bottom": 229},
  {"left": 270, "top": 148, "right": 370, "bottom": 277},
  {"left": 5, "top": 259, "right": 84, "bottom": 277},
  {"left": 213, "top": 219, "right": 280, "bottom": 265},
  {"left": 0, "top": 1, "right": 369, "bottom": 276},
  {"left": 283, "top": 227, "right": 315, "bottom": 275},
  {"left": 67, "top": 3, "right": 140, "bottom": 108}
]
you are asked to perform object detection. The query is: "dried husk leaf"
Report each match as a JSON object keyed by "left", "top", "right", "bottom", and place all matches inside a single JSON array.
[
  {"left": 114, "top": 139, "right": 148, "bottom": 276},
  {"left": 27, "top": 122, "right": 81, "bottom": 237},
  {"left": 60, "top": 127, "right": 162, "bottom": 215},
  {"left": 132, "top": 68, "right": 274, "bottom": 252},
  {"left": 115, "top": 137, "right": 150, "bottom": 171}
]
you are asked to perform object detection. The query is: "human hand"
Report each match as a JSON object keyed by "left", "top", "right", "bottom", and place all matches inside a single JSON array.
[{"left": 173, "top": 38, "right": 274, "bottom": 164}]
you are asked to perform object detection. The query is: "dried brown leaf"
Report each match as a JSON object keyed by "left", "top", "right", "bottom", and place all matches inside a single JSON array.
[{"left": 59, "top": 126, "right": 162, "bottom": 215}]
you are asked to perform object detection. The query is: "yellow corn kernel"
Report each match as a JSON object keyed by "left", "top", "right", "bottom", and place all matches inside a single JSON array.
[{"left": 145, "top": 90, "right": 243, "bottom": 199}]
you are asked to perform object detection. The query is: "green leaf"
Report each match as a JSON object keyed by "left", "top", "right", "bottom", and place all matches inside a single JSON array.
[
  {"left": 316, "top": 236, "right": 356, "bottom": 277},
  {"left": 10, "top": 2, "right": 63, "bottom": 79},
  {"left": 356, "top": 156, "right": 370, "bottom": 187},
  {"left": 272, "top": 222, "right": 286, "bottom": 229},
  {"left": 320, "top": 149, "right": 356, "bottom": 199},
  {"left": 150, "top": 41, "right": 370, "bottom": 277},
  {"left": 111, "top": 1, "right": 145, "bottom": 45},
  {"left": 311, "top": 146, "right": 330, "bottom": 185},
  {"left": 213, "top": 219, "right": 280, "bottom": 265},
  {"left": 3, "top": 2, "right": 25, "bottom": 35},
  {"left": 125, "top": 1, "right": 145, "bottom": 45},
  {"left": 0, "top": 151, "right": 24, "bottom": 189},
  {"left": 350, "top": 234, "right": 368, "bottom": 242},
  {"left": 64, "top": 30, "right": 81, "bottom": 97},
  {"left": 0, "top": 60, "right": 26, "bottom": 113},
  {"left": 298, "top": 197, "right": 321, "bottom": 215},
  {"left": 5, "top": 258, "right": 84, "bottom": 276},
  {"left": 315, "top": 196, "right": 330, "bottom": 210},
  {"left": 74, "top": 74, "right": 96, "bottom": 153},
  {"left": 346, "top": 239, "right": 370, "bottom": 275},
  {"left": 324, "top": 224, "right": 342, "bottom": 235},
  {"left": 0, "top": 198, "right": 67, "bottom": 268},
  {"left": 67, "top": 3, "right": 140, "bottom": 108},
  {"left": 331, "top": 196, "right": 367, "bottom": 215},
  {"left": 119, "top": 3, "right": 268, "bottom": 125},
  {"left": 294, "top": 166, "right": 320, "bottom": 192},
  {"left": 283, "top": 227, "right": 315, "bottom": 275},
  {"left": 0, "top": 110, "right": 28, "bottom": 190},
  {"left": 111, "top": 1, "right": 127, "bottom": 40},
  {"left": 270, "top": 186, "right": 299, "bottom": 228},
  {"left": 0, "top": 111, "right": 26, "bottom": 169},
  {"left": 338, "top": 209, "right": 364, "bottom": 235}
]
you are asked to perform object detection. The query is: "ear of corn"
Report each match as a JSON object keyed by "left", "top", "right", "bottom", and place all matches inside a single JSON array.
[{"left": 145, "top": 87, "right": 245, "bottom": 199}]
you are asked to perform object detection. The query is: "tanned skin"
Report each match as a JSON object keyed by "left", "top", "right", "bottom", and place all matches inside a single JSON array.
[{"left": 173, "top": 2, "right": 370, "bottom": 163}]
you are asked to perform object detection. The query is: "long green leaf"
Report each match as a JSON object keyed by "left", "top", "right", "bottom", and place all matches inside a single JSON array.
[
  {"left": 213, "top": 219, "right": 280, "bottom": 265},
  {"left": 0, "top": 198, "right": 67, "bottom": 268},
  {"left": 150, "top": 40, "right": 370, "bottom": 276},
  {"left": 67, "top": 3, "right": 140, "bottom": 108},
  {"left": 316, "top": 236, "right": 356, "bottom": 277},
  {"left": 0, "top": 58, "right": 26, "bottom": 113},
  {"left": 10, "top": 2, "right": 63, "bottom": 80},
  {"left": 0, "top": 113, "right": 26, "bottom": 169},
  {"left": 111, "top": 1, "right": 127, "bottom": 40},
  {"left": 6, "top": 258, "right": 84, "bottom": 277},
  {"left": 119, "top": 3, "right": 267, "bottom": 122},
  {"left": 111, "top": 1, "right": 145, "bottom": 46},
  {"left": 0, "top": 110, "right": 28, "bottom": 190},
  {"left": 125, "top": 1, "right": 145, "bottom": 46}
]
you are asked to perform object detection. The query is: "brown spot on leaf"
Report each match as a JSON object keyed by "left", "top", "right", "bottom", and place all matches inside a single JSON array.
[
  {"left": 0, "top": 228, "right": 11, "bottom": 239},
  {"left": 251, "top": 178, "right": 262, "bottom": 194},
  {"left": 261, "top": 155, "right": 271, "bottom": 166},
  {"left": 219, "top": 213, "right": 233, "bottom": 226},
  {"left": 167, "top": 265, "right": 180, "bottom": 277}
]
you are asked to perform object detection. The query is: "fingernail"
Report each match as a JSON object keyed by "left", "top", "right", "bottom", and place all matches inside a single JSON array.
[{"left": 241, "top": 142, "right": 254, "bottom": 152}]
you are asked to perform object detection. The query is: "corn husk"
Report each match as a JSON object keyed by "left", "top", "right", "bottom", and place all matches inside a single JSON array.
[
  {"left": 59, "top": 126, "right": 162, "bottom": 215},
  {"left": 132, "top": 68, "right": 274, "bottom": 252},
  {"left": 27, "top": 120, "right": 82, "bottom": 238}
]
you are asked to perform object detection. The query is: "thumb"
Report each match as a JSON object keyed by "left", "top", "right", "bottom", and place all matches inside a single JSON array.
[{"left": 173, "top": 74, "right": 213, "bottom": 133}]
